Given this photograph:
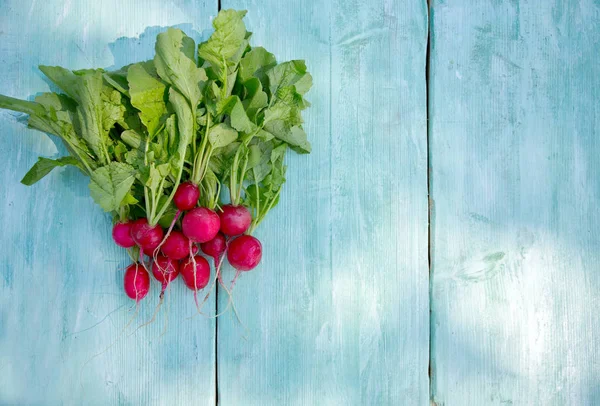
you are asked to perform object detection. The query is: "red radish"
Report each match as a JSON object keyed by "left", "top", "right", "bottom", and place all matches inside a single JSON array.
[
  {"left": 112, "top": 221, "right": 135, "bottom": 248},
  {"left": 123, "top": 263, "right": 150, "bottom": 302},
  {"left": 182, "top": 207, "right": 220, "bottom": 243},
  {"left": 173, "top": 182, "right": 200, "bottom": 211},
  {"left": 180, "top": 255, "right": 210, "bottom": 290},
  {"left": 131, "top": 218, "right": 164, "bottom": 255},
  {"left": 227, "top": 235, "right": 262, "bottom": 271},
  {"left": 219, "top": 205, "right": 252, "bottom": 236},
  {"left": 161, "top": 230, "right": 193, "bottom": 260},
  {"left": 152, "top": 255, "right": 180, "bottom": 290},
  {"left": 200, "top": 233, "right": 227, "bottom": 261}
]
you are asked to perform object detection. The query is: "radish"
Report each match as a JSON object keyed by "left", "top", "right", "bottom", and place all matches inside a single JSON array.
[
  {"left": 131, "top": 218, "right": 164, "bottom": 255},
  {"left": 112, "top": 221, "right": 135, "bottom": 248},
  {"left": 219, "top": 205, "right": 252, "bottom": 236},
  {"left": 173, "top": 181, "right": 200, "bottom": 211},
  {"left": 123, "top": 263, "right": 151, "bottom": 302},
  {"left": 161, "top": 230, "right": 193, "bottom": 260},
  {"left": 200, "top": 233, "right": 227, "bottom": 262},
  {"left": 227, "top": 235, "right": 262, "bottom": 271},
  {"left": 227, "top": 235, "right": 262, "bottom": 290},
  {"left": 152, "top": 255, "right": 180, "bottom": 290},
  {"left": 180, "top": 255, "right": 211, "bottom": 290},
  {"left": 182, "top": 207, "right": 220, "bottom": 243}
]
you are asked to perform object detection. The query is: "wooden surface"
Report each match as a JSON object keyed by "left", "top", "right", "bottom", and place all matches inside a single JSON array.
[
  {"left": 0, "top": 1, "right": 218, "bottom": 404},
  {"left": 1, "top": 0, "right": 599, "bottom": 405},
  {"left": 429, "top": 1, "right": 600, "bottom": 405},
  {"left": 216, "top": 0, "right": 429, "bottom": 405}
]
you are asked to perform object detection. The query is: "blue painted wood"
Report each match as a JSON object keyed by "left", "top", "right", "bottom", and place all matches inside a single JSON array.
[
  {"left": 430, "top": 1, "right": 600, "bottom": 405},
  {"left": 217, "top": 1, "right": 429, "bottom": 405},
  {"left": 0, "top": 1, "right": 218, "bottom": 404}
]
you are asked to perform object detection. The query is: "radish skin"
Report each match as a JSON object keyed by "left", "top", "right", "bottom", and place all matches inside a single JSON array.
[
  {"left": 112, "top": 222, "right": 136, "bottom": 248},
  {"left": 182, "top": 207, "right": 220, "bottom": 243},
  {"left": 152, "top": 255, "right": 180, "bottom": 290},
  {"left": 200, "top": 233, "right": 227, "bottom": 261},
  {"left": 180, "top": 255, "right": 211, "bottom": 290},
  {"left": 123, "top": 263, "right": 150, "bottom": 302},
  {"left": 161, "top": 230, "right": 193, "bottom": 260},
  {"left": 227, "top": 235, "right": 262, "bottom": 271},
  {"left": 131, "top": 218, "right": 164, "bottom": 255},
  {"left": 173, "top": 181, "right": 200, "bottom": 211},
  {"left": 218, "top": 205, "right": 252, "bottom": 236}
]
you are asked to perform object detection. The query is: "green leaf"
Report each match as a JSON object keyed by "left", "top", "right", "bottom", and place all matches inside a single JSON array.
[
  {"left": 121, "top": 192, "right": 139, "bottom": 206},
  {"left": 0, "top": 94, "right": 46, "bottom": 116},
  {"left": 0, "top": 93, "right": 95, "bottom": 170},
  {"left": 264, "top": 86, "right": 304, "bottom": 126},
  {"left": 245, "top": 142, "right": 273, "bottom": 183},
  {"left": 218, "top": 95, "right": 254, "bottom": 133},
  {"left": 209, "top": 141, "right": 240, "bottom": 175},
  {"left": 154, "top": 28, "right": 207, "bottom": 108},
  {"left": 111, "top": 141, "right": 128, "bottom": 162},
  {"left": 125, "top": 148, "right": 144, "bottom": 168},
  {"left": 21, "top": 156, "right": 83, "bottom": 186},
  {"left": 40, "top": 66, "right": 110, "bottom": 164},
  {"left": 263, "top": 123, "right": 311, "bottom": 154},
  {"left": 88, "top": 162, "right": 136, "bottom": 212},
  {"left": 121, "top": 130, "right": 143, "bottom": 149},
  {"left": 267, "top": 60, "right": 313, "bottom": 95},
  {"left": 239, "top": 47, "right": 276, "bottom": 84},
  {"left": 101, "top": 86, "right": 126, "bottom": 135},
  {"left": 209, "top": 123, "right": 238, "bottom": 149},
  {"left": 168, "top": 88, "right": 194, "bottom": 166},
  {"left": 103, "top": 67, "right": 131, "bottom": 96},
  {"left": 242, "top": 78, "right": 268, "bottom": 121},
  {"left": 145, "top": 163, "right": 170, "bottom": 192},
  {"left": 271, "top": 143, "right": 287, "bottom": 163},
  {"left": 127, "top": 61, "right": 168, "bottom": 136},
  {"left": 197, "top": 9, "right": 248, "bottom": 77},
  {"left": 23, "top": 92, "right": 97, "bottom": 171}
]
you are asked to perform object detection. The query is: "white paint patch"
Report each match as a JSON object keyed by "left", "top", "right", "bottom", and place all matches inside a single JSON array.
[
  {"left": 27, "top": 0, "right": 38, "bottom": 20},
  {"left": 82, "top": 22, "right": 89, "bottom": 45},
  {"left": 456, "top": 70, "right": 462, "bottom": 79},
  {"left": 54, "top": 0, "right": 72, "bottom": 28}
]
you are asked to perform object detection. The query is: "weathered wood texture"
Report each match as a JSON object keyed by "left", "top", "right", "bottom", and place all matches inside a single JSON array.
[
  {"left": 0, "top": 1, "right": 218, "bottom": 404},
  {"left": 429, "top": 1, "right": 600, "bottom": 405},
  {"left": 216, "top": 1, "right": 429, "bottom": 405}
]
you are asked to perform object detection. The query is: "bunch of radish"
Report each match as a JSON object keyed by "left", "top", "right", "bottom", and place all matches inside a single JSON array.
[
  {"left": 114, "top": 182, "right": 262, "bottom": 305},
  {"left": 0, "top": 9, "right": 312, "bottom": 312}
]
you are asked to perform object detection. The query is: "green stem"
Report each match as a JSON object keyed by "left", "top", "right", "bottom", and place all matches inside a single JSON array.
[
  {"left": 236, "top": 154, "right": 248, "bottom": 204},
  {"left": 191, "top": 111, "right": 197, "bottom": 157},
  {"left": 221, "top": 56, "right": 228, "bottom": 99},
  {"left": 229, "top": 147, "right": 241, "bottom": 204},
  {"left": 65, "top": 140, "right": 93, "bottom": 175},
  {"left": 254, "top": 173, "right": 260, "bottom": 220},
  {"left": 143, "top": 131, "right": 151, "bottom": 219},
  {"left": 192, "top": 114, "right": 211, "bottom": 185},
  {"left": 151, "top": 164, "right": 183, "bottom": 226},
  {"left": 249, "top": 188, "right": 281, "bottom": 234},
  {"left": 119, "top": 206, "right": 126, "bottom": 223}
]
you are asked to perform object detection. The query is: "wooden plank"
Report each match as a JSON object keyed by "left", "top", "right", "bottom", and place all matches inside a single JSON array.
[
  {"left": 0, "top": 1, "right": 218, "bottom": 404},
  {"left": 429, "top": 1, "right": 600, "bottom": 404},
  {"left": 217, "top": 1, "right": 429, "bottom": 404}
]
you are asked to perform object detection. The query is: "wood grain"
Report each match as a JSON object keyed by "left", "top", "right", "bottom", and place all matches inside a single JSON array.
[
  {"left": 0, "top": 1, "right": 218, "bottom": 404},
  {"left": 429, "top": 1, "right": 600, "bottom": 405},
  {"left": 216, "top": 1, "right": 429, "bottom": 405}
]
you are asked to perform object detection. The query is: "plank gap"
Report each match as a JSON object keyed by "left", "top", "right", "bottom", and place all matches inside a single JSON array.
[
  {"left": 425, "top": 0, "right": 434, "bottom": 404},
  {"left": 215, "top": 282, "right": 219, "bottom": 405},
  {"left": 216, "top": 0, "right": 221, "bottom": 398}
]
